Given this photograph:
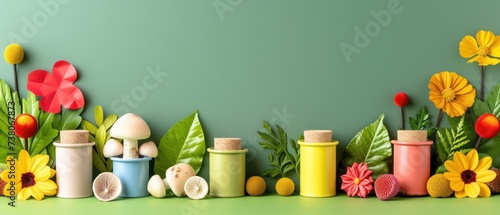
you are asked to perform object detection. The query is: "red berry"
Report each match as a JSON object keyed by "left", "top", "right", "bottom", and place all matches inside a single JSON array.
[
  {"left": 394, "top": 92, "right": 409, "bottom": 107},
  {"left": 475, "top": 113, "right": 500, "bottom": 139},
  {"left": 14, "top": 114, "right": 38, "bottom": 138},
  {"left": 375, "top": 174, "right": 400, "bottom": 200}
]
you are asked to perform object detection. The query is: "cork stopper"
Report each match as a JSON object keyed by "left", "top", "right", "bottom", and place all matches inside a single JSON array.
[
  {"left": 397, "top": 130, "right": 427, "bottom": 142},
  {"left": 214, "top": 138, "right": 241, "bottom": 150},
  {"left": 304, "top": 130, "right": 332, "bottom": 143},
  {"left": 60, "top": 130, "right": 89, "bottom": 144}
]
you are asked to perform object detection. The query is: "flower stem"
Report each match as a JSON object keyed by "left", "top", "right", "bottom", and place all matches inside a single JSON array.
[
  {"left": 13, "top": 64, "right": 20, "bottom": 94},
  {"left": 475, "top": 137, "right": 482, "bottom": 149},
  {"left": 435, "top": 109, "right": 443, "bottom": 128},
  {"left": 400, "top": 106, "right": 405, "bottom": 130},
  {"left": 481, "top": 66, "right": 484, "bottom": 101},
  {"left": 24, "top": 138, "right": 28, "bottom": 152}
]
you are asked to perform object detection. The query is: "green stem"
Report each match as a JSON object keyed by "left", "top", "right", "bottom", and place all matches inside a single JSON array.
[
  {"left": 481, "top": 66, "right": 484, "bottom": 101},
  {"left": 24, "top": 138, "right": 28, "bottom": 152}
]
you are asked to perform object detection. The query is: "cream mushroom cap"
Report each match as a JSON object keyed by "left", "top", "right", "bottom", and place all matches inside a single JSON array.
[
  {"left": 147, "top": 175, "right": 167, "bottom": 198},
  {"left": 103, "top": 139, "right": 123, "bottom": 158},
  {"left": 165, "top": 163, "right": 195, "bottom": 197},
  {"left": 110, "top": 113, "right": 151, "bottom": 140},
  {"left": 139, "top": 141, "right": 158, "bottom": 158}
]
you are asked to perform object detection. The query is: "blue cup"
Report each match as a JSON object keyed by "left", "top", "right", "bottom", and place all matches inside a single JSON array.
[{"left": 110, "top": 156, "right": 152, "bottom": 197}]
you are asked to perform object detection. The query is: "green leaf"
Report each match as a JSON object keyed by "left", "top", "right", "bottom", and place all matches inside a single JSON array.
[
  {"left": 30, "top": 112, "right": 59, "bottom": 155},
  {"left": 22, "top": 92, "right": 40, "bottom": 119},
  {"left": 102, "top": 114, "right": 118, "bottom": 130},
  {"left": 92, "top": 149, "right": 107, "bottom": 173},
  {"left": 53, "top": 108, "right": 84, "bottom": 131},
  {"left": 81, "top": 120, "right": 97, "bottom": 135},
  {"left": 0, "top": 163, "right": 8, "bottom": 171},
  {"left": 474, "top": 82, "right": 500, "bottom": 118},
  {"left": 95, "top": 126, "right": 107, "bottom": 158},
  {"left": 154, "top": 110, "right": 206, "bottom": 177},
  {"left": 478, "top": 135, "right": 500, "bottom": 168},
  {"left": 94, "top": 105, "right": 104, "bottom": 127},
  {"left": 340, "top": 114, "right": 392, "bottom": 180}
]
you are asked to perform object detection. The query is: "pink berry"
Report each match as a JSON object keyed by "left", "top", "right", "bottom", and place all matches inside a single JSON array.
[{"left": 375, "top": 174, "right": 399, "bottom": 200}]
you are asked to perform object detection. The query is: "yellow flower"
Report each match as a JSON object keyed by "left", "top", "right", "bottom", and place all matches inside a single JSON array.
[
  {"left": 428, "top": 71, "right": 475, "bottom": 117},
  {"left": 444, "top": 149, "right": 496, "bottom": 198},
  {"left": 459, "top": 30, "right": 500, "bottom": 66},
  {"left": 0, "top": 150, "right": 57, "bottom": 200},
  {"left": 4, "top": 44, "right": 24, "bottom": 64}
]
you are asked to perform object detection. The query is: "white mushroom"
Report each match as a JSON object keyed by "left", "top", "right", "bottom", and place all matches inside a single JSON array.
[
  {"left": 165, "top": 163, "right": 195, "bottom": 197},
  {"left": 92, "top": 172, "right": 122, "bottom": 202},
  {"left": 147, "top": 174, "right": 166, "bottom": 198},
  {"left": 139, "top": 141, "right": 158, "bottom": 158},
  {"left": 103, "top": 139, "right": 123, "bottom": 158},
  {"left": 184, "top": 176, "right": 208, "bottom": 200},
  {"left": 110, "top": 113, "right": 151, "bottom": 159}
]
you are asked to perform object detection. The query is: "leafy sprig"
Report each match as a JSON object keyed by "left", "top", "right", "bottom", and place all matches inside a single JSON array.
[
  {"left": 81, "top": 105, "right": 118, "bottom": 173},
  {"left": 257, "top": 121, "right": 300, "bottom": 178},
  {"left": 409, "top": 106, "right": 435, "bottom": 137},
  {"left": 435, "top": 116, "right": 474, "bottom": 173}
]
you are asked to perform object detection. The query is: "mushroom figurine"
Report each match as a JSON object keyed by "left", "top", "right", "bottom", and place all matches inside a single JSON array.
[
  {"left": 147, "top": 163, "right": 207, "bottom": 199},
  {"left": 105, "top": 113, "right": 157, "bottom": 159}
]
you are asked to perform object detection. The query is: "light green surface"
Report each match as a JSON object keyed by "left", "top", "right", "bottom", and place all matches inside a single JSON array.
[
  {"left": 2, "top": 0, "right": 500, "bottom": 211},
  {"left": 3, "top": 194, "right": 500, "bottom": 214}
]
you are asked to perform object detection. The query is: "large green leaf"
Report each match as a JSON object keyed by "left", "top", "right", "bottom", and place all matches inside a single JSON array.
[
  {"left": 340, "top": 114, "right": 392, "bottom": 180},
  {"left": 154, "top": 110, "right": 206, "bottom": 177}
]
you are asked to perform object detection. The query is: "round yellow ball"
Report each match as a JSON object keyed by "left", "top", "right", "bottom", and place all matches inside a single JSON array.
[
  {"left": 4, "top": 44, "right": 24, "bottom": 64},
  {"left": 246, "top": 176, "right": 266, "bottom": 196},
  {"left": 426, "top": 174, "right": 453, "bottom": 198},
  {"left": 275, "top": 177, "right": 295, "bottom": 196}
]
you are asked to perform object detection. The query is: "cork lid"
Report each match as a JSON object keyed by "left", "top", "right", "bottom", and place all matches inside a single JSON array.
[
  {"left": 304, "top": 130, "right": 332, "bottom": 143},
  {"left": 214, "top": 138, "right": 241, "bottom": 150}
]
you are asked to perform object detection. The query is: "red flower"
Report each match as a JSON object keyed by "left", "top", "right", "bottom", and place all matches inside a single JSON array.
[
  {"left": 394, "top": 92, "right": 409, "bottom": 107},
  {"left": 27, "top": 60, "right": 85, "bottom": 113},
  {"left": 340, "top": 162, "right": 374, "bottom": 198}
]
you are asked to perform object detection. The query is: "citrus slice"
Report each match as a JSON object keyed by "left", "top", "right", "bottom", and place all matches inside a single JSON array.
[{"left": 93, "top": 172, "right": 122, "bottom": 201}]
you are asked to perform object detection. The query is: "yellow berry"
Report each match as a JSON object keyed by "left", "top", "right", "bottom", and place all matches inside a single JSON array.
[
  {"left": 275, "top": 177, "right": 295, "bottom": 196},
  {"left": 4, "top": 44, "right": 24, "bottom": 64},
  {"left": 246, "top": 176, "right": 266, "bottom": 196},
  {"left": 426, "top": 174, "right": 453, "bottom": 198}
]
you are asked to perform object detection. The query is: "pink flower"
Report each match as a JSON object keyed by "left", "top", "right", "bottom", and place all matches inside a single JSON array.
[{"left": 341, "top": 162, "right": 374, "bottom": 198}]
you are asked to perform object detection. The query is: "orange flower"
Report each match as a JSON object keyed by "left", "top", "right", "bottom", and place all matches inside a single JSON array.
[{"left": 428, "top": 71, "right": 475, "bottom": 117}]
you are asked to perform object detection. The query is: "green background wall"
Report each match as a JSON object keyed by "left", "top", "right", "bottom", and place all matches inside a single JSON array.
[{"left": 2, "top": 0, "right": 500, "bottom": 188}]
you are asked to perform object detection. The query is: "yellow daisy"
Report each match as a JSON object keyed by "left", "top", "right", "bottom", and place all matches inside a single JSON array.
[
  {"left": 444, "top": 149, "right": 496, "bottom": 198},
  {"left": 0, "top": 150, "right": 57, "bottom": 200},
  {"left": 428, "top": 71, "right": 475, "bottom": 117},
  {"left": 459, "top": 30, "right": 500, "bottom": 66}
]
